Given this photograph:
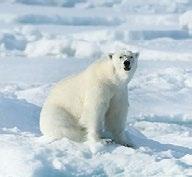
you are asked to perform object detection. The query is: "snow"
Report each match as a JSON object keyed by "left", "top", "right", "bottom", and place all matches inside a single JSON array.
[
  {"left": 0, "top": 0, "right": 192, "bottom": 177},
  {"left": 179, "top": 10, "right": 192, "bottom": 32}
]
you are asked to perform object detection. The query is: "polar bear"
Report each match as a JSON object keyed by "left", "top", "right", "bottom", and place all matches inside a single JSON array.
[{"left": 40, "top": 50, "right": 139, "bottom": 146}]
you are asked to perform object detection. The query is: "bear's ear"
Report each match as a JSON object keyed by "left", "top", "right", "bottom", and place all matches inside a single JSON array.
[
  {"left": 134, "top": 52, "right": 139, "bottom": 59},
  {"left": 108, "top": 53, "right": 113, "bottom": 59}
]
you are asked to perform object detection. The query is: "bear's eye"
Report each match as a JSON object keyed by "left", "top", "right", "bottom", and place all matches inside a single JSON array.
[
  {"left": 130, "top": 56, "right": 133, "bottom": 59},
  {"left": 119, "top": 56, "right": 123, "bottom": 59}
]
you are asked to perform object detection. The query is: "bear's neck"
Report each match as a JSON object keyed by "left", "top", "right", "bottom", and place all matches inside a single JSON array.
[{"left": 97, "top": 59, "right": 128, "bottom": 87}]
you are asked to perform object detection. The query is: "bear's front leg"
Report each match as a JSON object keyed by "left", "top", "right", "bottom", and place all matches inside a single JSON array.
[
  {"left": 81, "top": 87, "right": 111, "bottom": 143},
  {"left": 110, "top": 114, "right": 134, "bottom": 147},
  {"left": 114, "top": 130, "right": 134, "bottom": 147},
  {"left": 106, "top": 90, "right": 134, "bottom": 147}
]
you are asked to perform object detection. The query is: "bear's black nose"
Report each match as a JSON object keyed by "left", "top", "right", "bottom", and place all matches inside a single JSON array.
[{"left": 124, "top": 60, "right": 130, "bottom": 67}]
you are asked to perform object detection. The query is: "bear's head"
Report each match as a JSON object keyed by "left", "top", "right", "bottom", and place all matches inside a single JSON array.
[{"left": 109, "top": 50, "right": 139, "bottom": 83}]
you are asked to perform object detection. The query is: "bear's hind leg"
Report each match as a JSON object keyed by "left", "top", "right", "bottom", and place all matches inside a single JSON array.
[{"left": 40, "top": 106, "right": 86, "bottom": 142}]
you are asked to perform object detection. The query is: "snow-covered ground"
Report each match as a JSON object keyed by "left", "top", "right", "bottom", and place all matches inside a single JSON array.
[{"left": 0, "top": 1, "right": 192, "bottom": 177}]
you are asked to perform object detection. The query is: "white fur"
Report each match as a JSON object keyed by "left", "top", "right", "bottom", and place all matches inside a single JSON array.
[{"left": 40, "top": 50, "right": 139, "bottom": 145}]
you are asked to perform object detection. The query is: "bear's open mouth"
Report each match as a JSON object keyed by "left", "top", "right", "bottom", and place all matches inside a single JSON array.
[{"left": 124, "top": 67, "right": 131, "bottom": 71}]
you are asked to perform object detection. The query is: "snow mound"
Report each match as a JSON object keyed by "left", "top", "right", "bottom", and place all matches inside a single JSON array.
[
  {"left": 1, "top": 26, "right": 191, "bottom": 60},
  {"left": 0, "top": 126, "right": 192, "bottom": 177},
  {"left": 0, "top": 96, "right": 40, "bottom": 133},
  {"left": 3, "top": 0, "right": 192, "bottom": 13},
  {"left": 129, "top": 65, "right": 192, "bottom": 118},
  {"left": 131, "top": 67, "right": 192, "bottom": 91},
  {"left": 115, "top": 0, "right": 192, "bottom": 13},
  {"left": 7, "top": 0, "right": 87, "bottom": 7},
  {"left": 16, "top": 14, "right": 122, "bottom": 26},
  {"left": 0, "top": 26, "right": 42, "bottom": 57},
  {"left": 16, "top": 84, "right": 52, "bottom": 106},
  {"left": 128, "top": 30, "right": 189, "bottom": 40},
  {"left": 179, "top": 11, "right": 192, "bottom": 32}
]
